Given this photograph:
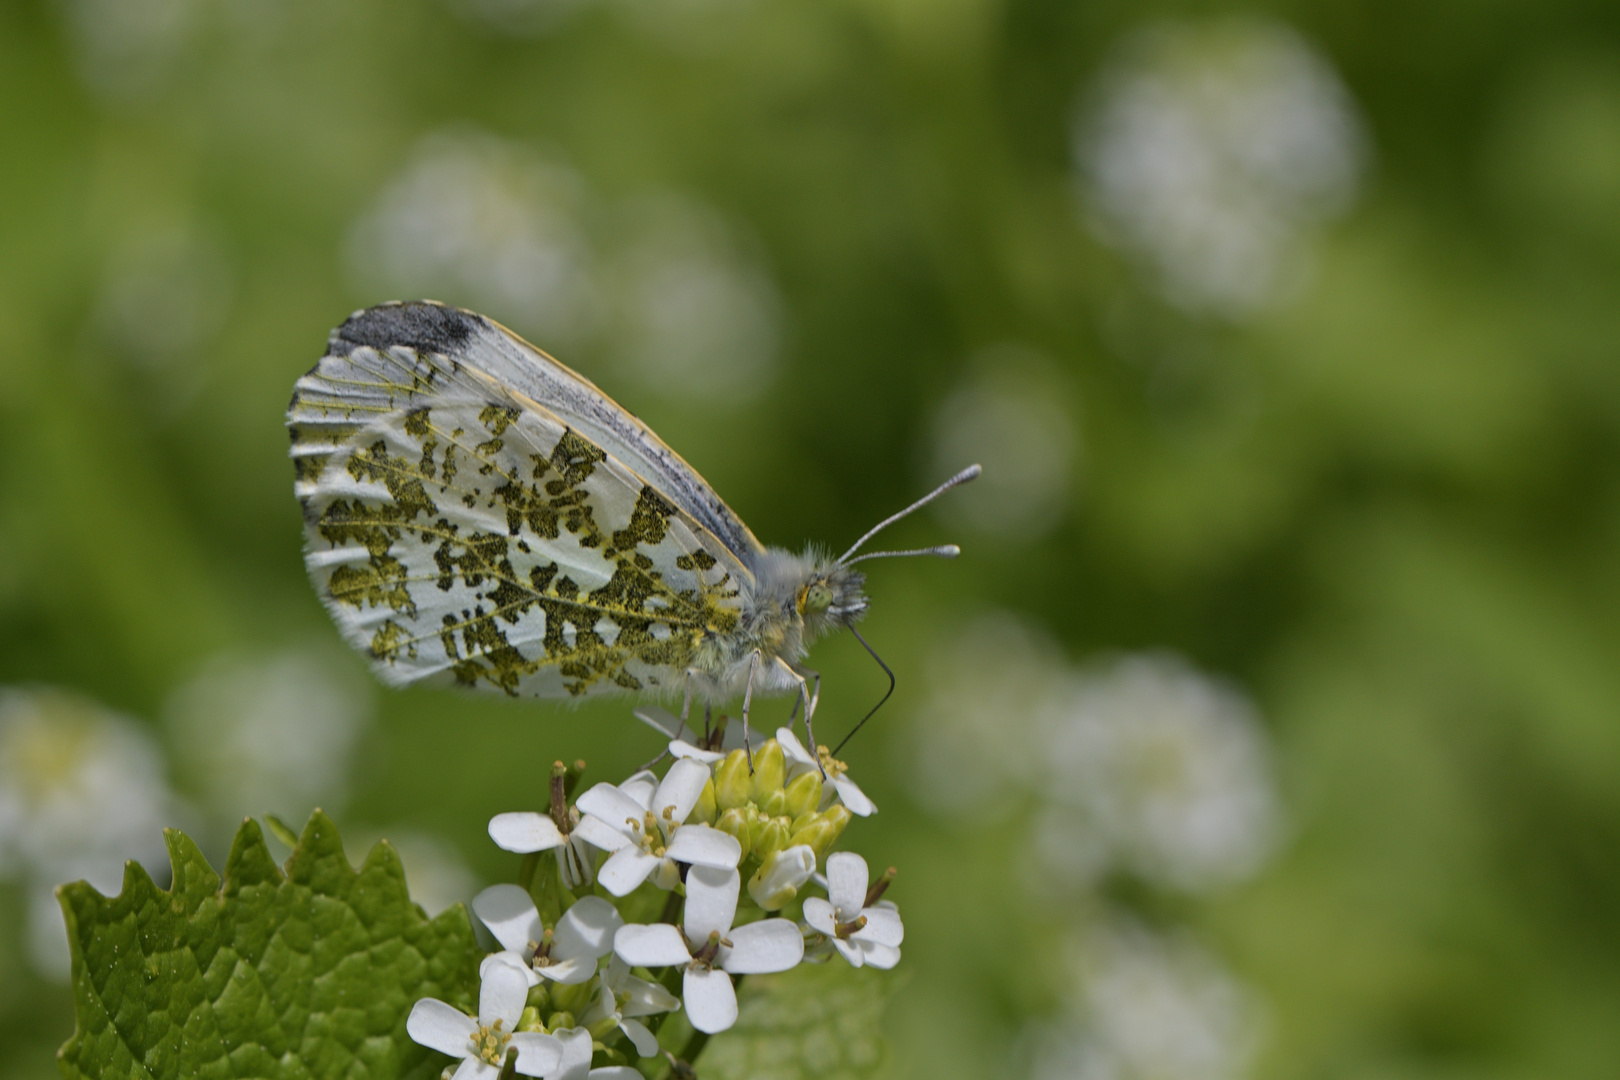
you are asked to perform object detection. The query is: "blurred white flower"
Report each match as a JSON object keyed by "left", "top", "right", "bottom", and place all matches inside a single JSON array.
[
  {"left": 347, "top": 130, "right": 602, "bottom": 347},
  {"left": 1034, "top": 654, "right": 1278, "bottom": 894},
  {"left": 164, "top": 648, "right": 371, "bottom": 826},
  {"left": 928, "top": 346, "right": 1079, "bottom": 541},
  {"left": 0, "top": 687, "right": 177, "bottom": 979},
  {"left": 94, "top": 224, "right": 233, "bottom": 370},
  {"left": 601, "top": 193, "right": 781, "bottom": 402},
  {"left": 57, "top": 0, "right": 202, "bottom": 103},
  {"left": 1076, "top": 19, "right": 1366, "bottom": 317},
  {"left": 901, "top": 612, "right": 1069, "bottom": 818},
  {"left": 1029, "top": 919, "right": 1262, "bottom": 1080}
]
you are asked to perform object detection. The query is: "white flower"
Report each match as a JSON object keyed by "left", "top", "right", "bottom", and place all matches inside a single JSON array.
[
  {"left": 572, "top": 758, "right": 739, "bottom": 896},
  {"left": 488, "top": 806, "right": 595, "bottom": 890},
  {"left": 407, "top": 952, "right": 563, "bottom": 1078},
  {"left": 747, "top": 844, "right": 815, "bottom": 910},
  {"left": 582, "top": 954, "right": 680, "bottom": 1057},
  {"left": 547, "top": 1027, "right": 643, "bottom": 1080},
  {"left": 776, "top": 727, "right": 876, "bottom": 817},
  {"left": 471, "top": 886, "right": 622, "bottom": 985},
  {"left": 613, "top": 866, "right": 804, "bottom": 1033},
  {"left": 803, "top": 852, "right": 903, "bottom": 970}
]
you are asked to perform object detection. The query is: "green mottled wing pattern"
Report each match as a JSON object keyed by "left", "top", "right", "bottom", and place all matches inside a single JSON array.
[{"left": 287, "top": 311, "right": 748, "bottom": 698}]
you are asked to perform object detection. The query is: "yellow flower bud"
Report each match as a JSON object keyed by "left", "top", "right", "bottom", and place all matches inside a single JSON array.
[
  {"left": 714, "top": 749, "right": 752, "bottom": 811},
  {"left": 783, "top": 771, "right": 823, "bottom": 819},
  {"left": 691, "top": 777, "right": 718, "bottom": 825},
  {"left": 518, "top": 1006, "right": 546, "bottom": 1033},
  {"left": 789, "top": 804, "right": 851, "bottom": 861},
  {"left": 755, "top": 818, "right": 790, "bottom": 862},
  {"left": 750, "top": 739, "right": 786, "bottom": 803},
  {"left": 760, "top": 788, "right": 788, "bottom": 817},
  {"left": 716, "top": 807, "right": 752, "bottom": 860}
]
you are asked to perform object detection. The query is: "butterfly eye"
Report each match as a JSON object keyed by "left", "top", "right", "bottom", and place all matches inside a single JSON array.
[{"left": 802, "top": 582, "right": 835, "bottom": 614}]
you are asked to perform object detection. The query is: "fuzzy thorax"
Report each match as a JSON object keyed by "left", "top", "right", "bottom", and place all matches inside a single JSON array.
[{"left": 686, "top": 547, "right": 866, "bottom": 701}]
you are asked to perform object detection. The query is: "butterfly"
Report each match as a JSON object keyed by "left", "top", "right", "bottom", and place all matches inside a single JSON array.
[{"left": 287, "top": 300, "right": 978, "bottom": 752}]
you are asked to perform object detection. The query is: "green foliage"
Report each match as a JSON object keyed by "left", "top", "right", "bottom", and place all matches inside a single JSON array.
[
  {"left": 55, "top": 812, "right": 479, "bottom": 1080},
  {"left": 694, "top": 965, "right": 895, "bottom": 1080}
]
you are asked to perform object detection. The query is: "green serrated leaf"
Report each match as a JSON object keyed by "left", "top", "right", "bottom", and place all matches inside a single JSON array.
[
  {"left": 56, "top": 810, "right": 480, "bottom": 1080},
  {"left": 693, "top": 964, "right": 898, "bottom": 1080}
]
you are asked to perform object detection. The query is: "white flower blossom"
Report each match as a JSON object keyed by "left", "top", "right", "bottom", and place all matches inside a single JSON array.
[
  {"left": 407, "top": 952, "right": 563, "bottom": 1079},
  {"left": 582, "top": 954, "right": 681, "bottom": 1057},
  {"left": 572, "top": 758, "right": 739, "bottom": 895},
  {"left": 802, "top": 852, "right": 902, "bottom": 969},
  {"left": 488, "top": 807, "right": 595, "bottom": 890},
  {"left": 471, "top": 886, "right": 622, "bottom": 985},
  {"left": 547, "top": 1027, "right": 643, "bottom": 1080},
  {"left": 747, "top": 844, "right": 816, "bottom": 910},
  {"left": 613, "top": 866, "right": 804, "bottom": 1033},
  {"left": 777, "top": 727, "right": 875, "bottom": 816}
]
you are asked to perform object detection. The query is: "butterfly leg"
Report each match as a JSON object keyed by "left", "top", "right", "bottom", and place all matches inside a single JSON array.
[
  {"left": 776, "top": 659, "right": 826, "bottom": 778},
  {"left": 739, "top": 649, "right": 762, "bottom": 771}
]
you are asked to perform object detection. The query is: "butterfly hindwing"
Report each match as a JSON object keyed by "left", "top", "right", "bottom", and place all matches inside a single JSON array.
[{"left": 294, "top": 389, "right": 745, "bottom": 699}]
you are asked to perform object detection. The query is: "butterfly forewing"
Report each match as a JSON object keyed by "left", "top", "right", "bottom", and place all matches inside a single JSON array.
[{"left": 290, "top": 322, "right": 749, "bottom": 699}]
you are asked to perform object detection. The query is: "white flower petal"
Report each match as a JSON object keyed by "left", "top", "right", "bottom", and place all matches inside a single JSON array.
[
  {"left": 801, "top": 897, "right": 837, "bottom": 937},
  {"left": 576, "top": 783, "right": 648, "bottom": 828},
  {"left": 683, "top": 866, "right": 740, "bottom": 944},
  {"left": 614, "top": 923, "right": 693, "bottom": 967},
  {"left": 406, "top": 998, "right": 477, "bottom": 1057},
  {"left": 481, "top": 950, "right": 540, "bottom": 988},
  {"left": 654, "top": 758, "right": 710, "bottom": 826},
  {"left": 834, "top": 775, "right": 876, "bottom": 816},
  {"left": 510, "top": 1031, "right": 564, "bottom": 1077},
  {"left": 619, "top": 974, "right": 680, "bottom": 1017},
  {"left": 471, "top": 884, "right": 543, "bottom": 954},
  {"left": 553, "top": 896, "right": 623, "bottom": 961},
  {"left": 618, "top": 771, "right": 659, "bottom": 809},
  {"left": 479, "top": 954, "right": 531, "bottom": 1030},
  {"left": 861, "top": 941, "right": 901, "bottom": 969},
  {"left": 774, "top": 727, "right": 818, "bottom": 773},
  {"left": 830, "top": 936, "right": 865, "bottom": 968},
  {"left": 854, "top": 905, "right": 903, "bottom": 947},
  {"left": 488, "top": 811, "right": 566, "bottom": 853},
  {"left": 682, "top": 967, "right": 739, "bottom": 1034},
  {"left": 669, "top": 739, "right": 725, "bottom": 764},
  {"left": 597, "top": 848, "right": 660, "bottom": 897},
  {"left": 825, "top": 851, "right": 869, "bottom": 916},
  {"left": 551, "top": 1028, "right": 595, "bottom": 1080},
  {"left": 634, "top": 705, "right": 686, "bottom": 739},
  {"left": 590, "top": 1068, "right": 645, "bottom": 1080},
  {"left": 665, "top": 824, "right": 742, "bottom": 869},
  {"left": 571, "top": 815, "right": 632, "bottom": 852},
  {"left": 721, "top": 919, "right": 805, "bottom": 974},
  {"left": 620, "top": 1017, "right": 660, "bottom": 1057},
  {"left": 748, "top": 845, "right": 815, "bottom": 910},
  {"left": 451, "top": 1058, "right": 499, "bottom": 1080},
  {"left": 535, "top": 954, "right": 596, "bottom": 984}
]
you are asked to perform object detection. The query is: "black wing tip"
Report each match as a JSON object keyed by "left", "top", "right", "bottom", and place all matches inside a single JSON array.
[{"left": 326, "top": 300, "right": 483, "bottom": 359}]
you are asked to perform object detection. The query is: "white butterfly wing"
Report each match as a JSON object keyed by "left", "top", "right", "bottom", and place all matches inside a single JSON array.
[
  {"left": 288, "top": 312, "right": 750, "bottom": 697},
  {"left": 305, "top": 301, "right": 765, "bottom": 565}
]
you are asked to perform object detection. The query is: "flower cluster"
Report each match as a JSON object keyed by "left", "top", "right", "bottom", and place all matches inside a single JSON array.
[{"left": 408, "top": 713, "right": 902, "bottom": 1078}]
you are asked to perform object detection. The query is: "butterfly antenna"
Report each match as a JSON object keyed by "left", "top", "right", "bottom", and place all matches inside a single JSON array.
[
  {"left": 832, "top": 625, "right": 895, "bottom": 757},
  {"left": 843, "top": 544, "right": 960, "bottom": 566},
  {"left": 837, "top": 464, "right": 982, "bottom": 565}
]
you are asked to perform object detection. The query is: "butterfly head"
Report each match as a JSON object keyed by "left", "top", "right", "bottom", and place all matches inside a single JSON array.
[{"left": 797, "top": 560, "right": 868, "bottom": 635}]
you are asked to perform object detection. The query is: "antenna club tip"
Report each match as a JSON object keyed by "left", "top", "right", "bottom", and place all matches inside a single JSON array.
[
  {"left": 960, "top": 464, "right": 982, "bottom": 481},
  {"left": 941, "top": 544, "right": 961, "bottom": 558}
]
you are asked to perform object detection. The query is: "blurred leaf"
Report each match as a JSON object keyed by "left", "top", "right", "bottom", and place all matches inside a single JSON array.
[
  {"left": 693, "top": 963, "right": 897, "bottom": 1080},
  {"left": 55, "top": 810, "right": 478, "bottom": 1080}
]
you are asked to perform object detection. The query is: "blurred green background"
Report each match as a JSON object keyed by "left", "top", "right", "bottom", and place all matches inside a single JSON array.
[{"left": 3, "top": 0, "right": 1620, "bottom": 1077}]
